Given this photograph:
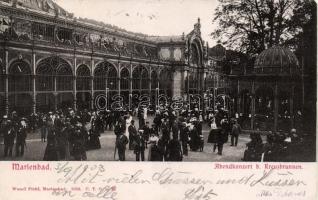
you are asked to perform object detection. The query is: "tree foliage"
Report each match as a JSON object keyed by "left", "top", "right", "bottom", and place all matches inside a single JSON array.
[{"left": 211, "top": 0, "right": 316, "bottom": 56}]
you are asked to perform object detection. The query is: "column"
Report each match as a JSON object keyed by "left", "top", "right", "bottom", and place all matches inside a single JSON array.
[
  {"left": 129, "top": 64, "right": 132, "bottom": 111},
  {"left": 251, "top": 81, "right": 255, "bottom": 130},
  {"left": 172, "top": 70, "right": 182, "bottom": 97},
  {"left": 290, "top": 85, "right": 294, "bottom": 129},
  {"left": 148, "top": 67, "right": 151, "bottom": 97},
  {"left": 32, "top": 52, "right": 36, "bottom": 114},
  {"left": 274, "top": 82, "right": 279, "bottom": 132},
  {"left": 4, "top": 50, "right": 8, "bottom": 115},
  {"left": 180, "top": 69, "right": 185, "bottom": 97},
  {"left": 149, "top": 67, "right": 152, "bottom": 104},
  {"left": 73, "top": 57, "right": 77, "bottom": 111},
  {"left": 90, "top": 59, "right": 94, "bottom": 110},
  {"left": 118, "top": 62, "right": 121, "bottom": 96},
  {"left": 73, "top": 75, "right": 77, "bottom": 111},
  {"left": 237, "top": 80, "right": 241, "bottom": 114},
  {"left": 53, "top": 77, "right": 57, "bottom": 111},
  {"left": 90, "top": 75, "right": 94, "bottom": 110},
  {"left": 186, "top": 70, "right": 189, "bottom": 100}
]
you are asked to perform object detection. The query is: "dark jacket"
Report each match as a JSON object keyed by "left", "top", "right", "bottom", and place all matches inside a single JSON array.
[
  {"left": 116, "top": 134, "right": 128, "bottom": 150},
  {"left": 167, "top": 139, "right": 182, "bottom": 161},
  {"left": 134, "top": 134, "right": 146, "bottom": 153},
  {"left": 231, "top": 124, "right": 241, "bottom": 136}
]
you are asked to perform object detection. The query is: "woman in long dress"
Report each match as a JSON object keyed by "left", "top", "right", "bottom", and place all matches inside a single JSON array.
[
  {"left": 72, "top": 126, "right": 87, "bottom": 161},
  {"left": 43, "top": 122, "right": 59, "bottom": 161},
  {"left": 87, "top": 116, "right": 101, "bottom": 150},
  {"left": 125, "top": 113, "right": 133, "bottom": 138},
  {"left": 147, "top": 133, "right": 159, "bottom": 161}
]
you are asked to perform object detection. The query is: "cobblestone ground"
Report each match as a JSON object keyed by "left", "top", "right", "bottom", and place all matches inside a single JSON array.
[{"left": 0, "top": 116, "right": 251, "bottom": 162}]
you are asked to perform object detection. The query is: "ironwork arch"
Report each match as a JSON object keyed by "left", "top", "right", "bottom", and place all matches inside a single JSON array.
[
  {"left": 120, "top": 67, "right": 130, "bottom": 90},
  {"left": 8, "top": 60, "right": 32, "bottom": 92},
  {"left": 132, "top": 65, "right": 149, "bottom": 90},
  {"left": 77, "top": 64, "right": 91, "bottom": 91},
  {"left": 94, "top": 61, "right": 118, "bottom": 90},
  {"left": 36, "top": 56, "right": 73, "bottom": 91}
]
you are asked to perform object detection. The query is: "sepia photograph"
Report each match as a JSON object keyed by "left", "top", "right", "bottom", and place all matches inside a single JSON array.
[{"left": 0, "top": 0, "right": 316, "bottom": 162}]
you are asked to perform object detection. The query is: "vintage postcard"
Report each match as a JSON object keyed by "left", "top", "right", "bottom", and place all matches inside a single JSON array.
[{"left": 0, "top": 0, "right": 317, "bottom": 199}]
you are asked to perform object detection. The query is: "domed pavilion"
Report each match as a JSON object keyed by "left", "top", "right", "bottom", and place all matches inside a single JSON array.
[{"left": 232, "top": 46, "right": 303, "bottom": 132}]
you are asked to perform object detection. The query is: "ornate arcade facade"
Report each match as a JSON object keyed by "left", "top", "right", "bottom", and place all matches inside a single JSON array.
[{"left": 0, "top": 0, "right": 209, "bottom": 116}]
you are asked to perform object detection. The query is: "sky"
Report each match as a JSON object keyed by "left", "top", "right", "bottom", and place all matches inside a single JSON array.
[{"left": 54, "top": 0, "right": 219, "bottom": 46}]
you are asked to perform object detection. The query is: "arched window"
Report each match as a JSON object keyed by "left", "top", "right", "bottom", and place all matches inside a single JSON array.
[
  {"left": 132, "top": 67, "right": 141, "bottom": 90},
  {"left": 188, "top": 70, "right": 199, "bottom": 91},
  {"left": 94, "top": 61, "right": 117, "bottom": 90},
  {"left": 278, "top": 90, "right": 291, "bottom": 132},
  {"left": 76, "top": 65, "right": 91, "bottom": 91},
  {"left": 120, "top": 68, "right": 130, "bottom": 90},
  {"left": 255, "top": 86, "right": 274, "bottom": 116},
  {"left": 108, "top": 66, "right": 117, "bottom": 90},
  {"left": 141, "top": 68, "right": 149, "bottom": 89},
  {"left": 9, "top": 61, "right": 32, "bottom": 92},
  {"left": 36, "top": 60, "right": 54, "bottom": 91},
  {"left": 159, "top": 69, "right": 172, "bottom": 95},
  {"left": 56, "top": 64, "right": 73, "bottom": 91},
  {"left": 132, "top": 66, "right": 148, "bottom": 90},
  {"left": 36, "top": 57, "right": 73, "bottom": 91},
  {"left": 255, "top": 86, "right": 274, "bottom": 131}
]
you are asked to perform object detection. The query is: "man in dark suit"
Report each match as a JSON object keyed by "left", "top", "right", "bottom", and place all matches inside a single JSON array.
[
  {"left": 134, "top": 130, "right": 146, "bottom": 161},
  {"left": 128, "top": 120, "right": 137, "bottom": 150},
  {"left": 180, "top": 122, "right": 189, "bottom": 156},
  {"left": 142, "top": 122, "right": 150, "bottom": 148},
  {"left": 3, "top": 119, "right": 15, "bottom": 157},
  {"left": 216, "top": 128, "right": 225, "bottom": 155},
  {"left": 116, "top": 132, "right": 128, "bottom": 161},
  {"left": 160, "top": 118, "right": 170, "bottom": 160},
  {"left": 166, "top": 133, "right": 182, "bottom": 161},
  {"left": 15, "top": 118, "right": 27, "bottom": 157},
  {"left": 231, "top": 120, "right": 241, "bottom": 146},
  {"left": 114, "top": 122, "right": 125, "bottom": 137}
]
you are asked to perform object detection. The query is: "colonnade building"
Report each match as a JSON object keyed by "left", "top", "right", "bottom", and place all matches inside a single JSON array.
[
  {"left": 0, "top": 0, "right": 211, "bottom": 116},
  {"left": 0, "top": 0, "right": 313, "bottom": 133}
]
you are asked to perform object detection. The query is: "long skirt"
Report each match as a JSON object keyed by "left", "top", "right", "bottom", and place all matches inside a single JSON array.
[
  {"left": 72, "top": 142, "right": 87, "bottom": 161},
  {"left": 148, "top": 145, "right": 163, "bottom": 161},
  {"left": 43, "top": 143, "right": 59, "bottom": 161},
  {"left": 88, "top": 134, "right": 101, "bottom": 150}
]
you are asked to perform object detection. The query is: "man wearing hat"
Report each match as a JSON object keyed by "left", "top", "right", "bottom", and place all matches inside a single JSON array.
[
  {"left": 134, "top": 129, "right": 146, "bottom": 161},
  {"left": 116, "top": 130, "right": 128, "bottom": 161},
  {"left": 142, "top": 121, "right": 150, "bottom": 149},
  {"left": 3, "top": 119, "right": 16, "bottom": 157},
  {"left": 180, "top": 122, "right": 189, "bottom": 156},
  {"left": 231, "top": 119, "right": 241, "bottom": 146},
  {"left": 15, "top": 118, "right": 27, "bottom": 157},
  {"left": 128, "top": 120, "right": 137, "bottom": 150}
]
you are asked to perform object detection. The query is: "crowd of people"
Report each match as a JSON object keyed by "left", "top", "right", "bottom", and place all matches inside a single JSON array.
[
  {"left": 0, "top": 109, "right": 108, "bottom": 160},
  {"left": 115, "top": 107, "right": 206, "bottom": 162},
  {"left": 242, "top": 128, "right": 305, "bottom": 162},
  {"left": 0, "top": 104, "right": 307, "bottom": 162}
]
